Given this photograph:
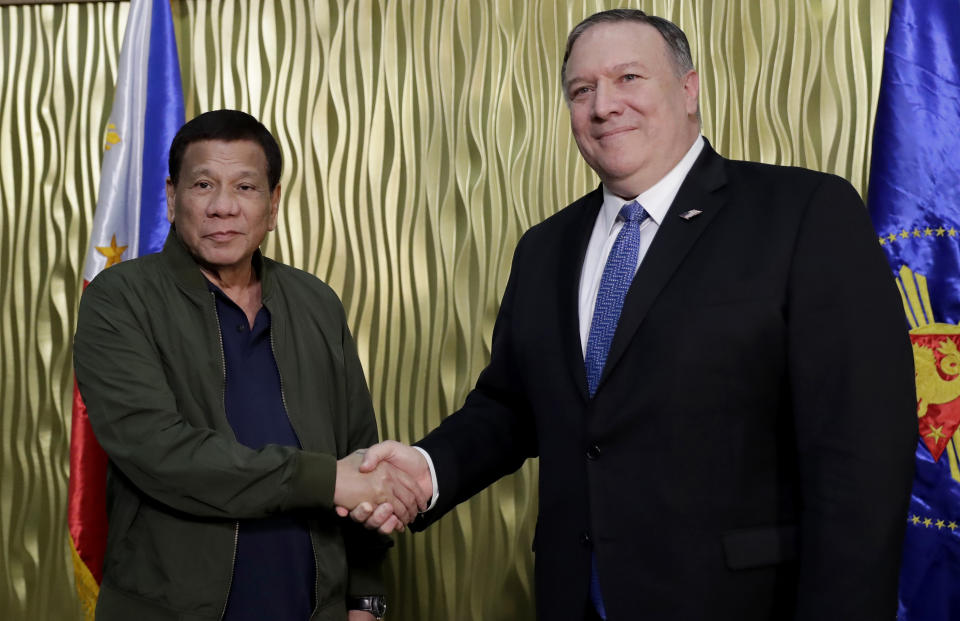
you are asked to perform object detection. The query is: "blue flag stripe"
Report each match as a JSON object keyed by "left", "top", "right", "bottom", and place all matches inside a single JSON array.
[{"left": 138, "top": 0, "right": 184, "bottom": 256}]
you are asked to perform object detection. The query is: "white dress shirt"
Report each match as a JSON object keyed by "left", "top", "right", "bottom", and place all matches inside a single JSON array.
[
  {"left": 578, "top": 135, "right": 704, "bottom": 355},
  {"left": 418, "top": 135, "right": 705, "bottom": 510}
]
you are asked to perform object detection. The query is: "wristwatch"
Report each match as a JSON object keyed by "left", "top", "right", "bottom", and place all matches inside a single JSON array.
[{"left": 347, "top": 595, "right": 387, "bottom": 619}]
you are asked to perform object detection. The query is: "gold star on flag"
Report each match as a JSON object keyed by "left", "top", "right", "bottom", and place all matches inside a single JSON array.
[
  {"left": 937, "top": 226, "right": 946, "bottom": 236},
  {"left": 879, "top": 237, "right": 886, "bottom": 246},
  {"left": 913, "top": 229, "right": 921, "bottom": 237},
  {"left": 901, "top": 229, "right": 910, "bottom": 239},
  {"left": 911, "top": 515, "right": 921, "bottom": 525},
  {"left": 926, "top": 424, "right": 947, "bottom": 443},
  {"left": 924, "top": 518, "right": 933, "bottom": 527},
  {"left": 950, "top": 228, "right": 958, "bottom": 237},
  {"left": 888, "top": 232, "right": 898, "bottom": 242},
  {"left": 936, "top": 519, "right": 946, "bottom": 529},
  {"left": 96, "top": 234, "right": 128, "bottom": 268},
  {"left": 925, "top": 227, "right": 934, "bottom": 236},
  {"left": 949, "top": 522, "right": 958, "bottom": 531}
]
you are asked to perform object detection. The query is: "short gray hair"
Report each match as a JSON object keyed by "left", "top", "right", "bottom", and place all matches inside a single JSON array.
[{"left": 561, "top": 9, "right": 695, "bottom": 88}]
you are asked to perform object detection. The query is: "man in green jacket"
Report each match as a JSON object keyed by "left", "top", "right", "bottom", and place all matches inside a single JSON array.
[{"left": 74, "top": 109, "right": 422, "bottom": 620}]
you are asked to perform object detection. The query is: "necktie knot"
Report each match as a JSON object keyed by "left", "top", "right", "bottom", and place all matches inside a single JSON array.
[{"left": 619, "top": 200, "right": 647, "bottom": 224}]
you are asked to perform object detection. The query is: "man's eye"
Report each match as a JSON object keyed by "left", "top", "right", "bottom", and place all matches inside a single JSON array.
[
  {"left": 195, "top": 181, "right": 211, "bottom": 189},
  {"left": 622, "top": 74, "right": 639, "bottom": 82},
  {"left": 239, "top": 184, "right": 255, "bottom": 191}
]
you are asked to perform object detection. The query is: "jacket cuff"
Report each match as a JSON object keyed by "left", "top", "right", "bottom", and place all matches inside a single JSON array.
[{"left": 283, "top": 450, "right": 337, "bottom": 510}]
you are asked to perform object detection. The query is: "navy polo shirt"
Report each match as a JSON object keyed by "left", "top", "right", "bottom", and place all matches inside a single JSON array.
[{"left": 210, "top": 282, "right": 316, "bottom": 620}]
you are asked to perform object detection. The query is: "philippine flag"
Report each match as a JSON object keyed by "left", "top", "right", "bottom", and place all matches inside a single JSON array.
[{"left": 67, "top": 0, "right": 183, "bottom": 617}]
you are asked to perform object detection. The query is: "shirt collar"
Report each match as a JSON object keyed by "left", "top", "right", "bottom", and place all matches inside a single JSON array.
[{"left": 598, "top": 135, "right": 705, "bottom": 234}]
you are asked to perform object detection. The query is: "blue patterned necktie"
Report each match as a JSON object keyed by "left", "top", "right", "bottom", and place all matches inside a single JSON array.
[
  {"left": 584, "top": 200, "right": 648, "bottom": 620},
  {"left": 585, "top": 201, "right": 648, "bottom": 397}
]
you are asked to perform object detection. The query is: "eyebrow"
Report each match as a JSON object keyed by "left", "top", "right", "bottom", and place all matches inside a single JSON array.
[
  {"left": 609, "top": 61, "right": 643, "bottom": 73},
  {"left": 188, "top": 167, "right": 262, "bottom": 180},
  {"left": 566, "top": 61, "right": 644, "bottom": 88}
]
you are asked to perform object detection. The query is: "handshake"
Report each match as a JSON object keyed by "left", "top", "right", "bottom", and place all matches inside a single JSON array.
[{"left": 332, "top": 441, "right": 433, "bottom": 534}]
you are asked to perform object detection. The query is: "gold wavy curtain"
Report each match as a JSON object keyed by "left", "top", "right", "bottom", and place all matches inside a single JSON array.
[{"left": 0, "top": 1, "right": 891, "bottom": 619}]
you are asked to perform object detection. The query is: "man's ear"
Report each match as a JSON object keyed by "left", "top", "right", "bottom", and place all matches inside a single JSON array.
[
  {"left": 166, "top": 178, "right": 176, "bottom": 223},
  {"left": 267, "top": 183, "right": 281, "bottom": 231},
  {"left": 682, "top": 70, "right": 700, "bottom": 116}
]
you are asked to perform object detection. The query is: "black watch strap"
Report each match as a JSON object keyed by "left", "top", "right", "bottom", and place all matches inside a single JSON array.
[{"left": 347, "top": 595, "right": 387, "bottom": 619}]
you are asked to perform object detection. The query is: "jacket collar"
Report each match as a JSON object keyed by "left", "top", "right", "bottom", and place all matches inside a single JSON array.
[
  {"left": 161, "top": 227, "right": 271, "bottom": 298},
  {"left": 558, "top": 186, "right": 605, "bottom": 400},
  {"left": 597, "top": 140, "right": 728, "bottom": 392},
  {"left": 559, "top": 141, "right": 729, "bottom": 400}
]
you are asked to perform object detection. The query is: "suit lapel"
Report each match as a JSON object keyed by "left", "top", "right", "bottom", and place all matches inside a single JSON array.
[
  {"left": 599, "top": 145, "right": 729, "bottom": 391},
  {"left": 557, "top": 186, "right": 603, "bottom": 402}
]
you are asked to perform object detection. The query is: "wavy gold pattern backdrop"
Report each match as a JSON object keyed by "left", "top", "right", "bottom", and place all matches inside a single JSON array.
[{"left": 0, "top": 1, "right": 891, "bottom": 619}]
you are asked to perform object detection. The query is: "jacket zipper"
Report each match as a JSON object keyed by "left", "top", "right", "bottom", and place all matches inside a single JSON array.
[
  {"left": 270, "top": 327, "right": 321, "bottom": 618},
  {"left": 212, "top": 293, "right": 240, "bottom": 621}
]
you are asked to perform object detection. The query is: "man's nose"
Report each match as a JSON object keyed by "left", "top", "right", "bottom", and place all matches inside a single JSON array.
[
  {"left": 206, "top": 187, "right": 240, "bottom": 217},
  {"left": 592, "top": 82, "right": 622, "bottom": 119}
]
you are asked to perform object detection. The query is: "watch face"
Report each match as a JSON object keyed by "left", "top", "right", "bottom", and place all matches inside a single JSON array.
[{"left": 373, "top": 598, "right": 387, "bottom": 616}]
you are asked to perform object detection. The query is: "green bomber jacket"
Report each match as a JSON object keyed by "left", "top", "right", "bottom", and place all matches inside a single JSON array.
[{"left": 74, "top": 230, "right": 388, "bottom": 620}]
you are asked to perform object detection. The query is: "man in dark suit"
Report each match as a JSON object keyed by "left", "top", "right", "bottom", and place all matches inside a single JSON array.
[{"left": 344, "top": 9, "right": 917, "bottom": 620}]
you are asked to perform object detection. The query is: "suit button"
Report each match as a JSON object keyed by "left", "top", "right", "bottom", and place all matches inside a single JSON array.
[
  {"left": 586, "top": 445, "right": 601, "bottom": 460},
  {"left": 579, "top": 531, "right": 592, "bottom": 546}
]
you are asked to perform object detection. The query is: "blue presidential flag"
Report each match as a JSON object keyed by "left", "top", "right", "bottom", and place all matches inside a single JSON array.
[{"left": 868, "top": 0, "right": 960, "bottom": 619}]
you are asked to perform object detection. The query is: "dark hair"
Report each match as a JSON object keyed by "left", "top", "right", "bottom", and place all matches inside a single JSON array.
[
  {"left": 168, "top": 109, "right": 283, "bottom": 190},
  {"left": 561, "top": 9, "right": 695, "bottom": 90}
]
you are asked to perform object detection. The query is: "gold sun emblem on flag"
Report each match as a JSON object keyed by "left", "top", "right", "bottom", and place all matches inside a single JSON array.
[
  {"left": 104, "top": 123, "right": 121, "bottom": 151},
  {"left": 898, "top": 264, "right": 960, "bottom": 485}
]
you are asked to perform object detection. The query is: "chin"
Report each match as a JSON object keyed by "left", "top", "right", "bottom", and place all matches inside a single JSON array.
[
  {"left": 201, "top": 250, "right": 245, "bottom": 268},
  {"left": 599, "top": 163, "right": 643, "bottom": 184}
]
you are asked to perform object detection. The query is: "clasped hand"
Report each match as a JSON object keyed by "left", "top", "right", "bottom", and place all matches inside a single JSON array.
[{"left": 334, "top": 441, "right": 433, "bottom": 534}]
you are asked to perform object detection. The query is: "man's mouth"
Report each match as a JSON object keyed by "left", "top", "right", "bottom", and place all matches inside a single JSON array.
[{"left": 206, "top": 231, "right": 241, "bottom": 241}]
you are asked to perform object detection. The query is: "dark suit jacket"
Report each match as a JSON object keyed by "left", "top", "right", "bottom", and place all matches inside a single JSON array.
[{"left": 414, "top": 143, "right": 917, "bottom": 620}]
